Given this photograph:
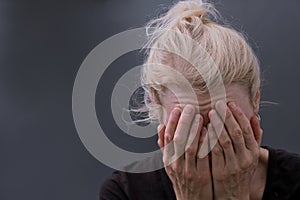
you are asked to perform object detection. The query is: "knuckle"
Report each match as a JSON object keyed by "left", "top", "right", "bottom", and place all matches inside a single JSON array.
[
  {"left": 185, "top": 171, "right": 193, "bottom": 180},
  {"left": 165, "top": 166, "right": 172, "bottom": 174},
  {"left": 167, "top": 168, "right": 176, "bottom": 178},
  {"left": 244, "top": 125, "right": 253, "bottom": 135},
  {"left": 235, "top": 107, "right": 243, "bottom": 115},
  {"left": 157, "top": 139, "right": 160, "bottom": 146},
  {"left": 240, "top": 159, "right": 252, "bottom": 170},
  {"left": 233, "top": 128, "right": 243, "bottom": 138},
  {"left": 247, "top": 139, "right": 257, "bottom": 146},
  {"left": 229, "top": 167, "right": 239, "bottom": 175},
  {"left": 221, "top": 139, "right": 232, "bottom": 149},
  {"left": 186, "top": 147, "right": 197, "bottom": 156},
  {"left": 168, "top": 117, "right": 178, "bottom": 125},
  {"left": 247, "top": 139, "right": 255, "bottom": 146},
  {"left": 173, "top": 164, "right": 182, "bottom": 173},
  {"left": 164, "top": 133, "right": 171, "bottom": 142},
  {"left": 212, "top": 146, "right": 222, "bottom": 155},
  {"left": 173, "top": 135, "right": 184, "bottom": 145},
  {"left": 225, "top": 108, "right": 232, "bottom": 120}
]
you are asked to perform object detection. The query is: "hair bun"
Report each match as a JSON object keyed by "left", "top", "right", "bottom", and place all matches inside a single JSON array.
[
  {"left": 144, "top": 0, "right": 218, "bottom": 48},
  {"left": 164, "top": 0, "right": 218, "bottom": 29},
  {"left": 145, "top": 0, "right": 218, "bottom": 47},
  {"left": 166, "top": 0, "right": 211, "bottom": 24}
]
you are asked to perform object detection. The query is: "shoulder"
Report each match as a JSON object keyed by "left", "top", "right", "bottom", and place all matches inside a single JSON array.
[
  {"left": 263, "top": 146, "right": 300, "bottom": 199},
  {"left": 100, "top": 152, "right": 175, "bottom": 200},
  {"left": 100, "top": 169, "right": 174, "bottom": 200},
  {"left": 100, "top": 171, "right": 129, "bottom": 200}
]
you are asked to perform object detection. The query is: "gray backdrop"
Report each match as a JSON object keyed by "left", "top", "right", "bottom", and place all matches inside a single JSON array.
[{"left": 1, "top": 0, "right": 300, "bottom": 199}]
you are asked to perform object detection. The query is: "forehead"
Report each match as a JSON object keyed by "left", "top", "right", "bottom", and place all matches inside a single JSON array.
[{"left": 160, "top": 83, "right": 250, "bottom": 112}]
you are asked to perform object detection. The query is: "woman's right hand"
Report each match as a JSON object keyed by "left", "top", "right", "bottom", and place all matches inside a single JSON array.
[{"left": 157, "top": 105, "right": 213, "bottom": 200}]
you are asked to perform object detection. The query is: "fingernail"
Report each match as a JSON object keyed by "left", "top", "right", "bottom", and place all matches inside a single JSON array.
[
  {"left": 229, "top": 102, "right": 237, "bottom": 109},
  {"left": 183, "top": 105, "right": 193, "bottom": 114},
  {"left": 194, "top": 114, "right": 201, "bottom": 123},
  {"left": 157, "top": 124, "right": 164, "bottom": 132},
  {"left": 173, "top": 108, "right": 181, "bottom": 116},
  {"left": 208, "top": 110, "right": 215, "bottom": 118}
]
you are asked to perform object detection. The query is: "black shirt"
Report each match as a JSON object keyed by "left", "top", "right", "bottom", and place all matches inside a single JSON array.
[{"left": 100, "top": 147, "right": 300, "bottom": 200}]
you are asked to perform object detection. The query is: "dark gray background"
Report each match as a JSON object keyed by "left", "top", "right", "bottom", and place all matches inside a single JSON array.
[{"left": 1, "top": 0, "right": 299, "bottom": 199}]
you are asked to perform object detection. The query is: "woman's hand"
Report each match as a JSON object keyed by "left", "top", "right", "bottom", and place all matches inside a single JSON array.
[
  {"left": 208, "top": 101, "right": 261, "bottom": 200},
  {"left": 157, "top": 105, "right": 213, "bottom": 200}
]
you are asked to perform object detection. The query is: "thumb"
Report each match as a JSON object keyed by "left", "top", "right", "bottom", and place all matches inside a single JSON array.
[
  {"left": 250, "top": 115, "right": 263, "bottom": 145},
  {"left": 157, "top": 124, "right": 166, "bottom": 148}
]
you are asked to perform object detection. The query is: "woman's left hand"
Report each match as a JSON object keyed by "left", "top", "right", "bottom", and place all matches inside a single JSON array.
[{"left": 208, "top": 101, "right": 262, "bottom": 200}]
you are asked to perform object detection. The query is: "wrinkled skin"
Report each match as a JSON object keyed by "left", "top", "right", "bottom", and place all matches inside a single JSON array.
[{"left": 155, "top": 84, "right": 266, "bottom": 200}]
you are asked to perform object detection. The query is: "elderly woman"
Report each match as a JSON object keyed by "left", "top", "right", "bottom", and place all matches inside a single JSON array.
[{"left": 100, "top": 0, "right": 300, "bottom": 199}]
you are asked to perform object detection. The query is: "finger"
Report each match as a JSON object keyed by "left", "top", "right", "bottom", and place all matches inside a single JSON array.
[
  {"left": 185, "top": 114, "right": 202, "bottom": 170},
  {"left": 250, "top": 115, "right": 263, "bottom": 145},
  {"left": 173, "top": 105, "right": 195, "bottom": 161},
  {"left": 208, "top": 109, "right": 224, "bottom": 144},
  {"left": 211, "top": 140, "right": 225, "bottom": 176},
  {"left": 198, "top": 125, "right": 209, "bottom": 158},
  {"left": 228, "top": 102, "right": 258, "bottom": 150},
  {"left": 157, "top": 124, "right": 165, "bottom": 149},
  {"left": 197, "top": 127, "right": 210, "bottom": 170},
  {"left": 163, "top": 108, "right": 181, "bottom": 166},
  {"left": 207, "top": 121, "right": 218, "bottom": 153},
  {"left": 164, "top": 107, "right": 181, "bottom": 145},
  {"left": 185, "top": 114, "right": 203, "bottom": 151},
  {"left": 215, "top": 101, "right": 245, "bottom": 154},
  {"left": 210, "top": 122, "right": 225, "bottom": 178},
  {"left": 210, "top": 109, "right": 236, "bottom": 167}
]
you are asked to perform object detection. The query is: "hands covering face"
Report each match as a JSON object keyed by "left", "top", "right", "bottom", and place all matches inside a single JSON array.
[{"left": 157, "top": 101, "right": 262, "bottom": 200}]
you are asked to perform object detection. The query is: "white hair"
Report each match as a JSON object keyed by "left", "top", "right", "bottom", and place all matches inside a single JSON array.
[{"left": 140, "top": 0, "right": 260, "bottom": 123}]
